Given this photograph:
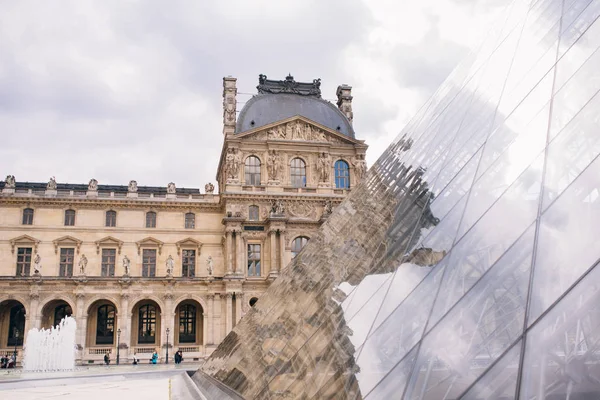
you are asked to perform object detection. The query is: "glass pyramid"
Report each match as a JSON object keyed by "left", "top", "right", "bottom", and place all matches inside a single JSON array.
[{"left": 198, "top": 0, "right": 600, "bottom": 398}]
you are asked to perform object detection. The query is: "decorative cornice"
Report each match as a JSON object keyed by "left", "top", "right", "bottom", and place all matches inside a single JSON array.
[
  {"left": 175, "top": 237, "right": 203, "bottom": 255},
  {"left": 95, "top": 236, "right": 124, "bottom": 254},
  {"left": 136, "top": 237, "right": 164, "bottom": 255},
  {"left": 10, "top": 234, "right": 41, "bottom": 254},
  {"left": 257, "top": 74, "right": 321, "bottom": 98}
]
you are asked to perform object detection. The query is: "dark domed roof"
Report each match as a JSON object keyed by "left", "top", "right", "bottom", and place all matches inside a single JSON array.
[{"left": 235, "top": 75, "right": 355, "bottom": 138}]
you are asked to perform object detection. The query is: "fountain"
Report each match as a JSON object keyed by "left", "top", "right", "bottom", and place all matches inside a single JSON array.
[{"left": 23, "top": 316, "right": 77, "bottom": 371}]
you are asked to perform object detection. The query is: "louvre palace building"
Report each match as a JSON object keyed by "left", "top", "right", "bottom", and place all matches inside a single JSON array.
[{"left": 0, "top": 74, "right": 367, "bottom": 365}]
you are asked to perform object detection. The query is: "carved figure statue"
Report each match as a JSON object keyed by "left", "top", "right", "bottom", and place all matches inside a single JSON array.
[
  {"left": 33, "top": 254, "right": 42, "bottom": 275},
  {"left": 352, "top": 155, "right": 368, "bottom": 180},
  {"left": 4, "top": 175, "right": 15, "bottom": 188},
  {"left": 276, "top": 124, "right": 286, "bottom": 139},
  {"left": 88, "top": 179, "right": 98, "bottom": 191},
  {"left": 128, "top": 180, "right": 138, "bottom": 193},
  {"left": 259, "top": 74, "right": 267, "bottom": 85},
  {"left": 318, "top": 153, "right": 331, "bottom": 182},
  {"left": 167, "top": 182, "right": 176, "bottom": 194},
  {"left": 224, "top": 97, "right": 236, "bottom": 123},
  {"left": 304, "top": 124, "right": 313, "bottom": 140},
  {"left": 78, "top": 254, "right": 88, "bottom": 274},
  {"left": 166, "top": 255, "right": 175, "bottom": 276},
  {"left": 123, "top": 255, "right": 131, "bottom": 276},
  {"left": 205, "top": 182, "right": 215, "bottom": 194},
  {"left": 267, "top": 150, "right": 282, "bottom": 181},
  {"left": 225, "top": 148, "right": 241, "bottom": 180},
  {"left": 271, "top": 199, "right": 285, "bottom": 215},
  {"left": 206, "top": 256, "right": 214, "bottom": 276},
  {"left": 47, "top": 177, "right": 57, "bottom": 190},
  {"left": 293, "top": 121, "right": 304, "bottom": 140},
  {"left": 323, "top": 200, "right": 333, "bottom": 216}
]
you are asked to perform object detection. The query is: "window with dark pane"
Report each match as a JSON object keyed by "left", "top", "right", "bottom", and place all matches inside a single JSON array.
[
  {"left": 179, "top": 304, "right": 196, "bottom": 343},
  {"left": 7, "top": 304, "right": 25, "bottom": 347},
  {"left": 105, "top": 210, "right": 117, "bottom": 227},
  {"left": 22, "top": 208, "right": 34, "bottom": 225},
  {"left": 53, "top": 304, "right": 72, "bottom": 327},
  {"left": 247, "top": 244, "right": 261, "bottom": 277},
  {"left": 291, "top": 236, "right": 309, "bottom": 258},
  {"left": 96, "top": 304, "right": 115, "bottom": 345},
  {"left": 138, "top": 304, "right": 156, "bottom": 344},
  {"left": 64, "top": 209, "right": 76, "bottom": 226},
  {"left": 185, "top": 212, "right": 195, "bottom": 229},
  {"left": 142, "top": 249, "right": 156, "bottom": 277},
  {"left": 182, "top": 249, "right": 196, "bottom": 277},
  {"left": 290, "top": 158, "right": 306, "bottom": 188},
  {"left": 59, "top": 248, "right": 75, "bottom": 277},
  {"left": 334, "top": 160, "right": 350, "bottom": 189},
  {"left": 245, "top": 156, "right": 261, "bottom": 185},
  {"left": 146, "top": 211, "right": 156, "bottom": 228},
  {"left": 248, "top": 205, "right": 259, "bottom": 221},
  {"left": 16, "top": 247, "right": 32, "bottom": 276},
  {"left": 101, "top": 248, "right": 116, "bottom": 277}
]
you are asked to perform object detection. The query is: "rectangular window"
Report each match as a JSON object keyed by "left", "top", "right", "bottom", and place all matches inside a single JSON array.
[
  {"left": 146, "top": 212, "right": 156, "bottom": 228},
  {"left": 59, "top": 248, "right": 75, "bottom": 277},
  {"left": 105, "top": 211, "right": 117, "bottom": 227},
  {"left": 64, "top": 210, "right": 76, "bottom": 226},
  {"left": 185, "top": 213, "right": 195, "bottom": 229},
  {"left": 142, "top": 249, "right": 156, "bottom": 277},
  {"left": 182, "top": 250, "right": 196, "bottom": 277},
  {"left": 247, "top": 244, "right": 261, "bottom": 277},
  {"left": 22, "top": 208, "right": 34, "bottom": 225},
  {"left": 101, "top": 249, "right": 116, "bottom": 277},
  {"left": 16, "top": 247, "right": 32, "bottom": 276}
]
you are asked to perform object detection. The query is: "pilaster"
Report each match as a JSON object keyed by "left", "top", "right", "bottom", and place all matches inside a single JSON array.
[{"left": 225, "top": 293, "right": 233, "bottom": 334}]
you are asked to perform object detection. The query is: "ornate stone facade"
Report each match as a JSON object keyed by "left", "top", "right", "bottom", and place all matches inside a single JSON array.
[{"left": 0, "top": 75, "right": 366, "bottom": 366}]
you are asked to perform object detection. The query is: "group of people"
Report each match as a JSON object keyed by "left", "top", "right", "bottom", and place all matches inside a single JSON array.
[
  {"left": 103, "top": 350, "right": 184, "bottom": 366},
  {"left": 0, "top": 354, "right": 16, "bottom": 369}
]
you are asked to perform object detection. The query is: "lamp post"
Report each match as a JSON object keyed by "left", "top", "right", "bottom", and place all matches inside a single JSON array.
[
  {"left": 165, "top": 328, "right": 170, "bottom": 364},
  {"left": 116, "top": 329, "right": 121, "bottom": 365},
  {"left": 13, "top": 329, "right": 19, "bottom": 367}
]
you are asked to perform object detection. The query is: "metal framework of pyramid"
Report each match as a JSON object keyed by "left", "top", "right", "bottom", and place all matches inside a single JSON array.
[{"left": 198, "top": 0, "right": 600, "bottom": 398}]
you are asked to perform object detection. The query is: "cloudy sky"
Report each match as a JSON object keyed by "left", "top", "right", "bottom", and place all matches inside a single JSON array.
[{"left": 0, "top": 0, "right": 505, "bottom": 189}]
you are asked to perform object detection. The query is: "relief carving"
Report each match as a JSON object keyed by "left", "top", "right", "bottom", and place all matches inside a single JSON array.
[
  {"left": 267, "top": 150, "right": 283, "bottom": 182},
  {"left": 287, "top": 201, "right": 317, "bottom": 219},
  {"left": 224, "top": 148, "right": 242, "bottom": 182}
]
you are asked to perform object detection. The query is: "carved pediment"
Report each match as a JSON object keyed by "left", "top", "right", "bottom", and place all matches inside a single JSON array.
[
  {"left": 53, "top": 235, "right": 83, "bottom": 254},
  {"left": 136, "top": 237, "right": 164, "bottom": 255},
  {"left": 239, "top": 116, "right": 357, "bottom": 144},
  {"left": 10, "top": 234, "right": 41, "bottom": 254},
  {"left": 175, "top": 237, "right": 203, "bottom": 255},
  {"left": 95, "top": 236, "right": 124, "bottom": 254}
]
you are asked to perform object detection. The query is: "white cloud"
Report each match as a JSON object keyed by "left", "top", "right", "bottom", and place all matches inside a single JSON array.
[{"left": 0, "top": 0, "right": 507, "bottom": 188}]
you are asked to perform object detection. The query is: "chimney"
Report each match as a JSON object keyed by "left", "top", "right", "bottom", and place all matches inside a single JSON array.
[
  {"left": 222, "top": 76, "right": 237, "bottom": 136},
  {"left": 336, "top": 84, "right": 353, "bottom": 125}
]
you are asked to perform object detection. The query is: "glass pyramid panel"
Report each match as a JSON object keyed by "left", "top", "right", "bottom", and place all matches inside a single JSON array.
[{"left": 197, "top": 1, "right": 600, "bottom": 398}]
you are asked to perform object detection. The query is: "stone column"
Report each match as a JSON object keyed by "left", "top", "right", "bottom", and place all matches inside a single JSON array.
[
  {"left": 270, "top": 230, "right": 277, "bottom": 277},
  {"left": 163, "top": 293, "right": 174, "bottom": 361},
  {"left": 207, "top": 295, "right": 214, "bottom": 345},
  {"left": 28, "top": 293, "right": 40, "bottom": 330},
  {"left": 235, "top": 293, "right": 243, "bottom": 324},
  {"left": 225, "top": 293, "right": 233, "bottom": 334},
  {"left": 75, "top": 293, "right": 86, "bottom": 363},
  {"left": 279, "top": 230, "right": 286, "bottom": 273},
  {"left": 336, "top": 84, "right": 353, "bottom": 125},
  {"left": 119, "top": 294, "right": 130, "bottom": 360},
  {"left": 226, "top": 231, "right": 233, "bottom": 274},
  {"left": 202, "top": 313, "right": 208, "bottom": 355},
  {"left": 236, "top": 231, "right": 244, "bottom": 275}
]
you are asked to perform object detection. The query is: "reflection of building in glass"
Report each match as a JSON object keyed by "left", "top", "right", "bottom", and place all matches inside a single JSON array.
[{"left": 198, "top": 2, "right": 600, "bottom": 399}]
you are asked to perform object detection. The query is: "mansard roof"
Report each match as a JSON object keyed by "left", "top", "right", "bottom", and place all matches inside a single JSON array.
[
  {"left": 236, "top": 75, "right": 355, "bottom": 138},
  {"left": 0, "top": 181, "right": 200, "bottom": 195}
]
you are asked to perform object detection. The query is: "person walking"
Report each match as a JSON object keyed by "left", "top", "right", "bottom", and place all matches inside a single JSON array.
[
  {"left": 132, "top": 352, "right": 139, "bottom": 365},
  {"left": 104, "top": 352, "right": 110, "bottom": 366},
  {"left": 150, "top": 350, "right": 158, "bottom": 364}
]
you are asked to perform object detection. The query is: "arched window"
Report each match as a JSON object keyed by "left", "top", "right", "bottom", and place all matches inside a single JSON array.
[
  {"left": 64, "top": 209, "right": 76, "bottom": 226},
  {"left": 53, "top": 304, "right": 72, "bottom": 327},
  {"left": 96, "top": 304, "right": 115, "bottom": 345},
  {"left": 290, "top": 158, "right": 306, "bottom": 188},
  {"left": 291, "top": 236, "right": 309, "bottom": 258},
  {"left": 179, "top": 304, "right": 197, "bottom": 343},
  {"left": 22, "top": 208, "right": 34, "bottom": 225},
  {"left": 248, "top": 205, "right": 259, "bottom": 221},
  {"left": 245, "top": 156, "right": 261, "bottom": 185},
  {"left": 335, "top": 160, "right": 350, "bottom": 189},
  {"left": 146, "top": 211, "right": 156, "bottom": 228},
  {"left": 105, "top": 210, "right": 117, "bottom": 227},
  {"left": 185, "top": 212, "right": 195, "bottom": 229},
  {"left": 7, "top": 304, "right": 25, "bottom": 347},
  {"left": 138, "top": 304, "right": 156, "bottom": 344}
]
